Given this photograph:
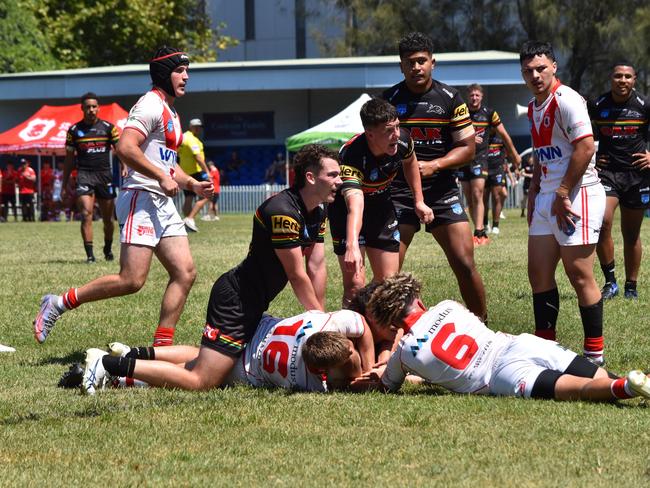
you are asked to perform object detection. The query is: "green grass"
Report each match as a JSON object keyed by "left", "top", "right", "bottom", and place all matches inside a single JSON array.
[{"left": 1, "top": 211, "right": 650, "bottom": 486}]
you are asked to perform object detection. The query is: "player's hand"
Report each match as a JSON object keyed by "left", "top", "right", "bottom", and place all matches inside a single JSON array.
[
  {"left": 121, "top": 165, "right": 129, "bottom": 178},
  {"left": 414, "top": 201, "right": 434, "bottom": 224},
  {"left": 595, "top": 154, "right": 609, "bottom": 170},
  {"left": 159, "top": 175, "right": 179, "bottom": 197},
  {"left": 193, "top": 180, "right": 214, "bottom": 198},
  {"left": 632, "top": 151, "right": 650, "bottom": 171},
  {"left": 551, "top": 193, "right": 580, "bottom": 234},
  {"left": 475, "top": 134, "right": 483, "bottom": 145},
  {"left": 344, "top": 243, "right": 363, "bottom": 277},
  {"left": 418, "top": 160, "right": 439, "bottom": 177}
]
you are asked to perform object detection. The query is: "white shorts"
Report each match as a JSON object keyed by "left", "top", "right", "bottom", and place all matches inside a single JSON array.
[
  {"left": 529, "top": 184, "right": 605, "bottom": 246},
  {"left": 489, "top": 333, "right": 577, "bottom": 398},
  {"left": 116, "top": 189, "right": 186, "bottom": 247}
]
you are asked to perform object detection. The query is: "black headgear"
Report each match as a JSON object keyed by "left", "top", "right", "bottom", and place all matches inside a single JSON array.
[{"left": 149, "top": 46, "right": 190, "bottom": 97}]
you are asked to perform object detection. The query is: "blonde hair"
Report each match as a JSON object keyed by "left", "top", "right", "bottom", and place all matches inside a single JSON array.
[
  {"left": 302, "top": 332, "right": 351, "bottom": 370},
  {"left": 367, "top": 273, "right": 421, "bottom": 329}
]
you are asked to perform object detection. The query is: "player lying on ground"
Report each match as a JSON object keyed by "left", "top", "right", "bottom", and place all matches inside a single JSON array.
[
  {"left": 75, "top": 309, "right": 374, "bottom": 394},
  {"left": 355, "top": 273, "right": 650, "bottom": 402}
]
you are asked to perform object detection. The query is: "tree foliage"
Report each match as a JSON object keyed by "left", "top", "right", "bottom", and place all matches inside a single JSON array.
[
  {"left": 0, "top": 0, "right": 237, "bottom": 73},
  {"left": 0, "top": 0, "right": 60, "bottom": 72},
  {"left": 314, "top": 0, "right": 650, "bottom": 97}
]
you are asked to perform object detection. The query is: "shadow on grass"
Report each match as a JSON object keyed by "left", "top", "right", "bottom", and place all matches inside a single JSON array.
[{"left": 37, "top": 351, "right": 85, "bottom": 365}]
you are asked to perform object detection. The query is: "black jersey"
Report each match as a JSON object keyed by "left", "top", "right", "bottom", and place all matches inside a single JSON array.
[
  {"left": 236, "top": 187, "right": 327, "bottom": 309},
  {"left": 487, "top": 134, "right": 506, "bottom": 174},
  {"left": 336, "top": 128, "right": 413, "bottom": 200},
  {"left": 589, "top": 91, "right": 650, "bottom": 171},
  {"left": 382, "top": 79, "right": 472, "bottom": 191},
  {"left": 470, "top": 105, "right": 501, "bottom": 165},
  {"left": 66, "top": 119, "right": 119, "bottom": 172}
]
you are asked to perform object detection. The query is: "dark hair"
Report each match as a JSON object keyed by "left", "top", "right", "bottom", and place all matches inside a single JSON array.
[
  {"left": 291, "top": 144, "right": 338, "bottom": 189},
  {"left": 519, "top": 41, "right": 556, "bottom": 63},
  {"left": 360, "top": 98, "right": 398, "bottom": 129},
  {"left": 466, "top": 83, "right": 483, "bottom": 94},
  {"left": 81, "top": 92, "right": 99, "bottom": 104},
  {"left": 347, "top": 281, "right": 381, "bottom": 316},
  {"left": 611, "top": 60, "right": 636, "bottom": 74},
  {"left": 398, "top": 32, "right": 434, "bottom": 58}
]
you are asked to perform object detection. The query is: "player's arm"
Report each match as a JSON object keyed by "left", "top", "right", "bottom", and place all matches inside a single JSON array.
[
  {"left": 355, "top": 316, "right": 376, "bottom": 373},
  {"left": 304, "top": 242, "right": 326, "bottom": 310},
  {"left": 275, "top": 246, "right": 323, "bottom": 311},
  {"left": 402, "top": 150, "right": 434, "bottom": 223},
  {"left": 342, "top": 187, "right": 365, "bottom": 277},
  {"left": 62, "top": 148, "right": 76, "bottom": 194},
  {"left": 194, "top": 150, "right": 209, "bottom": 175},
  {"left": 173, "top": 164, "right": 213, "bottom": 198},
  {"left": 527, "top": 154, "right": 542, "bottom": 226},
  {"left": 494, "top": 123, "right": 522, "bottom": 171}
]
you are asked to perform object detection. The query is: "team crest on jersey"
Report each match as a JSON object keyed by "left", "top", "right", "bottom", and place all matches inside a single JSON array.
[
  {"left": 543, "top": 115, "right": 551, "bottom": 128},
  {"left": 451, "top": 203, "right": 463, "bottom": 215},
  {"left": 396, "top": 104, "right": 407, "bottom": 116},
  {"left": 641, "top": 193, "right": 649, "bottom": 205},
  {"left": 77, "top": 130, "right": 85, "bottom": 137},
  {"left": 600, "top": 109, "right": 609, "bottom": 118},
  {"left": 369, "top": 168, "right": 378, "bottom": 181},
  {"left": 166, "top": 119, "right": 174, "bottom": 133},
  {"left": 272, "top": 215, "right": 300, "bottom": 234}
]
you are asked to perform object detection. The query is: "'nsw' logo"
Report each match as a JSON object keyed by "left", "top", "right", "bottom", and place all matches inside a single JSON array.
[
  {"left": 534, "top": 146, "right": 562, "bottom": 162},
  {"left": 158, "top": 147, "right": 177, "bottom": 163}
]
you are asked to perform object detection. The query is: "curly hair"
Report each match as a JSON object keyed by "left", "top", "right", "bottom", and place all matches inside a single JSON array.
[
  {"left": 398, "top": 32, "right": 434, "bottom": 58},
  {"left": 302, "top": 331, "right": 351, "bottom": 370},
  {"left": 360, "top": 98, "right": 398, "bottom": 129},
  {"left": 346, "top": 281, "right": 381, "bottom": 317},
  {"left": 367, "top": 273, "right": 421, "bottom": 329},
  {"left": 291, "top": 143, "right": 339, "bottom": 189}
]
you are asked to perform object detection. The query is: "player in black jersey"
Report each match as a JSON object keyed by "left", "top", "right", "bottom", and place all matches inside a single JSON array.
[
  {"left": 482, "top": 134, "right": 514, "bottom": 235},
  {"left": 461, "top": 84, "right": 521, "bottom": 245},
  {"left": 330, "top": 98, "right": 433, "bottom": 306},
  {"left": 88, "top": 144, "right": 342, "bottom": 391},
  {"left": 63, "top": 92, "right": 121, "bottom": 262},
  {"left": 383, "top": 32, "right": 487, "bottom": 321},
  {"left": 589, "top": 62, "right": 650, "bottom": 300}
]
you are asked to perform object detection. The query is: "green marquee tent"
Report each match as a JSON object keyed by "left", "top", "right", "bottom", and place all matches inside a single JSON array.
[{"left": 285, "top": 93, "right": 371, "bottom": 152}]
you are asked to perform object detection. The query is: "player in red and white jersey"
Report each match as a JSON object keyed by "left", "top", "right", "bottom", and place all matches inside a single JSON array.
[
  {"left": 520, "top": 41, "right": 606, "bottom": 366},
  {"left": 34, "top": 46, "right": 213, "bottom": 348},
  {"left": 359, "top": 273, "right": 650, "bottom": 402},
  {"left": 237, "top": 309, "right": 373, "bottom": 391},
  {"left": 74, "top": 309, "right": 374, "bottom": 394}
]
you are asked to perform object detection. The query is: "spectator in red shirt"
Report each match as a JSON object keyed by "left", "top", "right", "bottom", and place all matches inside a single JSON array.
[
  {"left": 1, "top": 162, "right": 18, "bottom": 222},
  {"left": 17, "top": 158, "right": 36, "bottom": 221},
  {"left": 202, "top": 160, "right": 221, "bottom": 221},
  {"left": 40, "top": 161, "right": 54, "bottom": 221}
]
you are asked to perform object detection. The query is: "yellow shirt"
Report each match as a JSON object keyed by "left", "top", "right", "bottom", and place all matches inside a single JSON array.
[{"left": 177, "top": 130, "right": 204, "bottom": 175}]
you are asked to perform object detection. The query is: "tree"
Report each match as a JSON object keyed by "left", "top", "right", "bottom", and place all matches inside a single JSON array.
[
  {"left": 35, "top": 0, "right": 237, "bottom": 69},
  {"left": 0, "top": 0, "right": 60, "bottom": 73}
]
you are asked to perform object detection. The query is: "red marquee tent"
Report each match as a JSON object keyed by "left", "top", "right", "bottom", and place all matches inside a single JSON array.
[{"left": 0, "top": 103, "right": 129, "bottom": 156}]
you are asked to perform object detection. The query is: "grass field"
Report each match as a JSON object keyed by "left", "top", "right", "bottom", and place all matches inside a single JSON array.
[{"left": 1, "top": 211, "right": 650, "bottom": 486}]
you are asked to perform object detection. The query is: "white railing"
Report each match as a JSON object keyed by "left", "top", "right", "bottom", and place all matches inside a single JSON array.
[{"left": 172, "top": 184, "right": 287, "bottom": 214}]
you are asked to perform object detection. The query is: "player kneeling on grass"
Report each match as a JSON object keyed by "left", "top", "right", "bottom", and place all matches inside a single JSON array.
[
  {"left": 72, "top": 310, "right": 374, "bottom": 394},
  {"left": 355, "top": 273, "right": 650, "bottom": 402}
]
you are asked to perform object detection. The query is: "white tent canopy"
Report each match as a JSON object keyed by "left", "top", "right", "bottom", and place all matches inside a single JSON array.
[{"left": 285, "top": 93, "right": 372, "bottom": 152}]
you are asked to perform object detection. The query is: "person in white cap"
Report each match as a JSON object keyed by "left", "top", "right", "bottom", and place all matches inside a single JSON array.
[{"left": 178, "top": 118, "right": 210, "bottom": 231}]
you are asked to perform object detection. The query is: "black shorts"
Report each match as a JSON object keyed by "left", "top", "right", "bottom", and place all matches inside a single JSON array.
[
  {"left": 392, "top": 177, "right": 468, "bottom": 233},
  {"left": 486, "top": 172, "right": 506, "bottom": 188},
  {"left": 76, "top": 170, "right": 115, "bottom": 199},
  {"left": 19, "top": 194, "right": 34, "bottom": 205},
  {"left": 1, "top": 193, "right": 16, "bottom": 206},
  {"left": 201, "top": 269, "right": 265, "bottom": 357},
  {"left": 598, "top": 168, "right": 650, "bottom": 209},
  {"left": 183, "top": 171, "right": 209, "bottom": 197},
  {"left": 457, "top": 162, "right": 487, "bottom": 181},
  {"left": 329, "top": 196, "right": 400, "bottom": 255}
]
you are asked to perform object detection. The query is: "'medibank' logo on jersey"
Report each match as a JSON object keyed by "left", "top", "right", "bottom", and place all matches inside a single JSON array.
[
  {"left": 534, "top": 145, "right": 563, "bottom": 162},
  {"left": 272, "top": 215, "right": 300, "bottom": 234}
]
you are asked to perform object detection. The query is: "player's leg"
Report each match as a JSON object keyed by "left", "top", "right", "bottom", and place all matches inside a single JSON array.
[
  {"left": 397, "top": 223, "right": 417, "bottom": 270},
  {"left": 528, "top": 235, "right": 561, "bottom": 340},
  {"left": 619, "top": 205, "right": 645, "bottom": 298},
  {"left": 431, "top": 221, "right": 487, "bottom": 320},
  {"left": 187, "top": 197, "right": 209, "bottom": 220},
  {"left": 491, "top": 185, "right": 503, "bottom": 234},
  {"left": 96, "top": 197, "right": 115, "bottom": 261},
  {"left": 181, "top": 190, "right": 193, "bottom": 217},
  {"left": 366, "top": 247, "right": 399, "bottom": 282},
  {"left": 596, "top": 196, "right": 619, "bottom": 298},
  {"left": 460, "top": 180, "right": 473, "bottom": 224},
  {"left": 78, "top": 193, "right": 96, "bottom": 261},
  {"left": 470, "top": 177, "right": 487, "bottom": 241},
  {"left": 153, "top": 235, "right": 197, "bottom": 345}
]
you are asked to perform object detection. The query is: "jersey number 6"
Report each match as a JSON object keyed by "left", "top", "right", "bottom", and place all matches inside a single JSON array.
[{"left": 430, "top": 322, "right": 478, "bottom": 370}]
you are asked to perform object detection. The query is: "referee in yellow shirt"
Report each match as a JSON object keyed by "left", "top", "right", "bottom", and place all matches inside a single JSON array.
[{"left": 178, "top": 118, "right": 210, "bottom": 232}]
